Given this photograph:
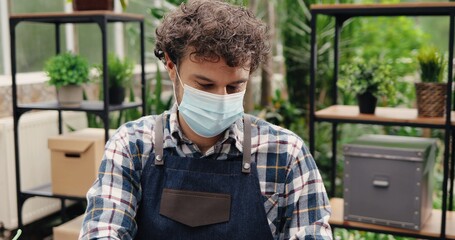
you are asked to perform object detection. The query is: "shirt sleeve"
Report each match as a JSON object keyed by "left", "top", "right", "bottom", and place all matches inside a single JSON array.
[
  {"left": 286, "top": 144, "right": 333, "bottom": 240},
  {"left": 79, "top": 127, "right": 143, "bottom": 240}
]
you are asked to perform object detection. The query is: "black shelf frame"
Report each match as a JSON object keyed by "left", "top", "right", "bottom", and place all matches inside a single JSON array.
[
  {"left": 9, "top": 12, "right": 146, "bottom": 228},
  {"left": 309, "top": 3, "right": 455, "bottom": 239}
]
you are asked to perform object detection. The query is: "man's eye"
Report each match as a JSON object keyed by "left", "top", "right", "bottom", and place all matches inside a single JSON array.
[
  {"left": 198, "top": 83, "right": 213, "bottom": 89},
  {"left": 228, "top": 85, "right": 242, "bottom": 92}
]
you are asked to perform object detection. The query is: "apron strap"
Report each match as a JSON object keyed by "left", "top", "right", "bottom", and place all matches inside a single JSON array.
[
  {"left": 154, "top": 114, "right": 165, "bottom": 166},
  {"left": 242, "top": 115, "right": 252, "bottom": 174},
  {"left": 154, "top": 113, "right": 252, "bottom": 173}
]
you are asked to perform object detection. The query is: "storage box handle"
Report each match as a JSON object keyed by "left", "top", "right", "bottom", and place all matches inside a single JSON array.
[
  {"left": 372, "top": 176, "right": 389, "bottom": 188},
  {"left": 65, "top": 153, "right": 81, "bottom": 158}
]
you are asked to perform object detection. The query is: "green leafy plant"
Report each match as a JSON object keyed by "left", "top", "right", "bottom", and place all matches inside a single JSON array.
[
  {"left": 417, "top": 46, "right": 445, "bottom": 83},
  {"left": 96, "top": 53, "right": 134, "bottom": 88},
  {"left": 337, "top": 58, "right": 396, "bottom": 103},
  {"left": 44, "top": 52, "right": 90, "bottom": 88}
]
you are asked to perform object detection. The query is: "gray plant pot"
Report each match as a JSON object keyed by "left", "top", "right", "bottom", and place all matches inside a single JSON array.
[{"left": 57, "top": 85, "right": 83, "bottom": 107}]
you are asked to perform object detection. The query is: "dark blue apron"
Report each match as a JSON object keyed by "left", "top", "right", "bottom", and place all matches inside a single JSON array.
[{"left": 135, "top": 114, "right": 274, "bottom": 240}]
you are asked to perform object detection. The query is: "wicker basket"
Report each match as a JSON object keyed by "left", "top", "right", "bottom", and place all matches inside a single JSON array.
[
  {"left": 73, "top": 0, "right": 114, "bottom": 11},
  {"left": 415, "top": 82, "right": 447, "bottom": 117}
]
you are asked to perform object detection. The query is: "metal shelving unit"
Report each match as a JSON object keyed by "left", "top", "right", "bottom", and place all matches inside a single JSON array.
[
  {"left": 9, "top": 11, "right": 145, "bottom": 228},
  {"left": 308, "top": 3, "right": 455, "bottom": 239}
]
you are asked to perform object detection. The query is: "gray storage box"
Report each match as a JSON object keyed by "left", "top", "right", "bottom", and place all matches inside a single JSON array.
[{"left": 343, "top": 134, "right": 437, "bottom": 231}]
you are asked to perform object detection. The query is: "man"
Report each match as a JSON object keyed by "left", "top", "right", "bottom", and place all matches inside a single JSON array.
[{"left": 79, "top": 1, "right": 332, "bottom": 239}]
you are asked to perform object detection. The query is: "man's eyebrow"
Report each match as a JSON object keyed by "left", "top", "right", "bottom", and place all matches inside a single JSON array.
[{"left": 193, "top": 74, "right": 248, "bottom": 84}]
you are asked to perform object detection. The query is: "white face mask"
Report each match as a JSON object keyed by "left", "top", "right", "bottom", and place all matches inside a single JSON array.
[{"left": 175, "top": 69, "right": 245, "bottom": 138}]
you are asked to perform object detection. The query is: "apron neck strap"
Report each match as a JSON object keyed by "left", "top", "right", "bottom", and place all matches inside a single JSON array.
[
  {"left": 153, "top": 113, "right": 252, "bottom": 174},
  {"left": 241, "top": 115, "right": 252, "bottom": 174},
  {"left": 154, "top": 114, "right": 165, "bottom": 166}
]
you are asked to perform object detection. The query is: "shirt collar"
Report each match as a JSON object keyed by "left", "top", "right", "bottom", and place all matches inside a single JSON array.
[{"left": 165, "top": 103, "right": 244, "bottom": 153}]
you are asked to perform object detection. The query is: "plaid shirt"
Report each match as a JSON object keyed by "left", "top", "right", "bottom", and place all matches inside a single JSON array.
[{"left": 79, "top": 104, "right": 332, "bottom": 240}]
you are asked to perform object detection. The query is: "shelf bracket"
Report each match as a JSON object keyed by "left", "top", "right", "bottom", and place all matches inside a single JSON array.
[{"left": 337, "top": 16, "right": 349, "bottom": 26}]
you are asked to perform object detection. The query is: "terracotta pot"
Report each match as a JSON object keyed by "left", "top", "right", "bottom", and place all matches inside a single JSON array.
[
  {"left": 73, "top": 0, "right": 114, "bottom": 11},
  {"left": 57, "top": 85, "right": 83, "bottom": 107},
  {"left": 357, "top": 91, "right": 377, "bottom": 114}
]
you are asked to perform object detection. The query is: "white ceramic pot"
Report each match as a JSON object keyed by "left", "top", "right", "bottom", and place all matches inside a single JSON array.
[{"left": 57, "top": 85, "right": 83, "bottom": 107}]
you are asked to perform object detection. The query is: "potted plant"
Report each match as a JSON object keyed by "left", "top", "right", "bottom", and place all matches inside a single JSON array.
[
  {"left": 70, "top": 0, "right": 128, "bottom": 11},
  {"left": 96, "top": 53, "right": 134, "bottom": 105},
  {"left": 415, "top": 47, "right": 446, "bottom": 117},
  {"left": 338, "top": 58, "right": 396, "bottom": 114},
  {"left": 44, "top": 52, "right": 90, "bottom": 107}
]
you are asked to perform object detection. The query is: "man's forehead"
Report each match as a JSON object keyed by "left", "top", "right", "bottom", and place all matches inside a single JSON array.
[{"left": 179, "top": 49, "right": 251, "bottom": 71}]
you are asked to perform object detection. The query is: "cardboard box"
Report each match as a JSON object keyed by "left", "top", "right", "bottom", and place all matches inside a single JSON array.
[
  {"left": 48, "top": 128, "right": 110, "bottom": 197},
  {"left": 343, "top": 134, "right": 437, "bottom": 231},
  {"left": 53, "top": 215, "right": 84, "bottom": 240}
]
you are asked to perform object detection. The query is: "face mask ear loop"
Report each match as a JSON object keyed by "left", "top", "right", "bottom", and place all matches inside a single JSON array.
[
  {"left": 175, "top": 65, "right": 184, "bottom": 89},
  {"left": 173, "top": 64, "right": 185, "bottom": 105}
]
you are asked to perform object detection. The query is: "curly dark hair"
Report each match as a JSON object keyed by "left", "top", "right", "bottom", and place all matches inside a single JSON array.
[{"left": 154, "top": 0, "right": 269, "bottom": 73}]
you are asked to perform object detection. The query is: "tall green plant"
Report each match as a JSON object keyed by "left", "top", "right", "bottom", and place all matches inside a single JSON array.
[{"left": 417, "top": 47, "right": 445, "bottom": 83}]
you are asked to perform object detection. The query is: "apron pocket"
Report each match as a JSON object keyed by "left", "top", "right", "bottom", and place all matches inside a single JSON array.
[{"left": 159, "top": 188, "right": 231, "bottom": 227}]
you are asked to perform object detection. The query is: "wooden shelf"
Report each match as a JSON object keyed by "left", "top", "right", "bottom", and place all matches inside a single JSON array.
[
  {"left": 330, "top": 198, "right": 455, "bottom": 239},
  {"left": 315, "top": 105, "right": 453, "bottom": 127},
  {"left": 311, "top": 2, "right": 455, "bottom": 16},
  {"left": 10, "top": 11, "right": 144, "bottom": 24}
]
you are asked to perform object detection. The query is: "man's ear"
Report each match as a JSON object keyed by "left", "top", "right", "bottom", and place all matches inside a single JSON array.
[
  {"left": 164, "top": 53, "right": 177, "bottom": 83},
  {"left": 164, "top": 53, "right": 174, "bottom": 70}
]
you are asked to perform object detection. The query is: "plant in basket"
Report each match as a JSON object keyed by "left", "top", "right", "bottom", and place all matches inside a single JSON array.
[
  {"left": 416, "top": 46, "right": 446, "bottom": 117},
  {"left": 337, "top": 57, "right": 396, "bottom": 114},
  {"left": 44, "top": 52, "right": 90, "bottom": 107},
  {"left": 96, "top": 53, "right": 134, "bottom": 105}
]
